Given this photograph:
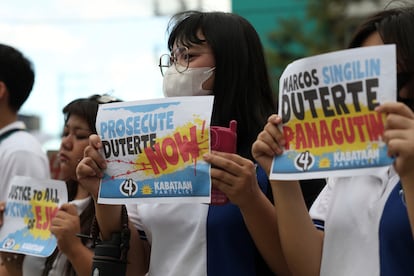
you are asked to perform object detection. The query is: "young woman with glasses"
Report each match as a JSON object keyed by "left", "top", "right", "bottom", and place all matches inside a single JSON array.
[{"left": 76, "top": 11, "right": 324, "bottom": 275}]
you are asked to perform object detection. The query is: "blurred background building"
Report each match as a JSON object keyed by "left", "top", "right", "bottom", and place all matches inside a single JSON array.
[{"left": 1, "top": 0, "right": 394, "bottom": 150}]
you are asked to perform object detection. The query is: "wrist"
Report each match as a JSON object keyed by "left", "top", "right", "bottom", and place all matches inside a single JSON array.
[
  {"left": 238, "top": 189, "right": 267, "bottom": 212},
  {"left": 64, "top": 240, "right": 86, "bottom": 260}
]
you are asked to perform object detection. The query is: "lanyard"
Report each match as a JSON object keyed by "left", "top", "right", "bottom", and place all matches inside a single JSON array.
[{"left": 0, "top": 128, "right": 23, "bottom": 143}]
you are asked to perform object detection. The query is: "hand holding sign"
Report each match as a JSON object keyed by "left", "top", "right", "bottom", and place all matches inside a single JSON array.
[
  {"left": 0, "top": 176, "right": 67, "bottom": 257},
  {"left": 271, "top": 45, "right": 396, "bottom": 180},
  {"left": 77, "top": 134, "right": 107, "bottom": 200},
  {"left": 94, "top": 96, "right": 214, "bottom": 204},
  {"left": 50, "top": 203, "right": 81, "bottom": 256}
]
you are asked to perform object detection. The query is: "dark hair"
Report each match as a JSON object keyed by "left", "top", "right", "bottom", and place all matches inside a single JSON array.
[
  {"left": 63, "top": 94, "right": 122, "bottom": 200},
  {"left": 348, "top": 5, "right": 414, "bottom": 73},
  {"left": 62, "top": 94, "right": 122, "bottom": 135},
  {"left": 43, "top": 94, "right": 122, "bottom": 276},
  {"left": 348, "top": 4, "right": 414, "bottom": 110},
  {"left": 167, "top": 11, "right": 276, "bottom": 160},
  {"left": 0, "top": 43, "right": 34, "bottom": 112}
]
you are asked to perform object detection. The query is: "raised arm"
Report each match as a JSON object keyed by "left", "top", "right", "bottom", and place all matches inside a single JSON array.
[
  {"left": 252, "top": 114, "right": 324, "bottom": 276},
  {"left": 76, "top": 134, "right": 149, "bottom": 276},
  {"left": 203, "top": 151, "right": 291, "bottom": 275},
  {"left": 51, "top": 203, "right": 93, "bottom": 276}
]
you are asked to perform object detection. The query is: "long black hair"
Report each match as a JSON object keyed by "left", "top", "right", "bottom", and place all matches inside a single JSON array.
[{"left": 166, "top": 11, "right": 276, "bottom": 160}]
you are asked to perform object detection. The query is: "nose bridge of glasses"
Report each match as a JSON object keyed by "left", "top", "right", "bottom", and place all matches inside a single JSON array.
[
  {"left": 159, "top": 47, "right": 189, "bottom": 76},
  {"left": 173, "top": 47, "right": 189, "bottom": 67}
]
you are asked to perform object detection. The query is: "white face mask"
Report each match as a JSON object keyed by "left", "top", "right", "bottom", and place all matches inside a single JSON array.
[{"left": 163, "top": 65, "right": 215, "bottom": 97}]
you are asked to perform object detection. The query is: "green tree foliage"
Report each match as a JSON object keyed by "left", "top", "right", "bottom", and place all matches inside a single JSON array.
[{"left": 267, "top": 0, "right": 383, "bottom": 92}]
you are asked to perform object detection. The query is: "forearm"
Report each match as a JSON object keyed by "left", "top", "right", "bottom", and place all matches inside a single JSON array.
[
  {"left": 94, "top": 204, "right": 149, "bottom": 275},
  {"left": 0, "top": 254, "right": 23, "bottom": 276},
  {"left": 125, "top": 224, "right": 149, "bottom": 276},
  {"left": 239, "top": 191, "right": 291, "bottom": 275},
  {"left": 94, "top": 204, "right": 123, "bottom": 240},
  {"left": 272, "top": 180, "right": 323, "bottom": 276},
  {"left": 65, "top": 244, "right": 93, "bottom": 276},
  {"left": 0, "top": 264, "right": 21, "bottom": 276},
  {"left": 0, "top": 264, "right": 10, "bottom": 276},
  {"left": 400, "top": 175, "right": 414, "bottom": 239}
]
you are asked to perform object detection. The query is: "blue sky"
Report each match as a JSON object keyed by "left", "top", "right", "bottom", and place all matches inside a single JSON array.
[{"left": 0, "top": 0, "right": 230, "bottom": 148}]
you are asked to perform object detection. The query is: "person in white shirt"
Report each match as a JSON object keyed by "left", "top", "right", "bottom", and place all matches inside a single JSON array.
[
  {"left": 252, "top": 5, "right": 414, "bottom": 276},
  {"left": 1, "top": 94, "right": 121, "bottom": 276},
  {"left": 0, "top": 43, "right": 50, "bottom": 274}
]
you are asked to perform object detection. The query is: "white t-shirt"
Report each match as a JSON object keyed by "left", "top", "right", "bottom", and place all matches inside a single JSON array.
[
  {"left": 0, "top": 121, "right": 50, "bottom": 202},
  {"left": 309, "top": 166, "right": 399, "bottom": 276},
  {"left": 127, "top": 203, "right": 208, "bottom": 275},
  {"left": 126, "top": 167, "right": 274, "bottom": 276}
]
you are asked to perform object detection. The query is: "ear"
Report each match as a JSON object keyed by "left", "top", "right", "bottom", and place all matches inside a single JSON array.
[{"left": 0, "top": 81, "right": 6, "bottom": 100}]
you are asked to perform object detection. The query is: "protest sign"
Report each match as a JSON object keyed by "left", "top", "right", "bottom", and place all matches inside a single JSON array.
[
  {"left": 271, "top": 45, "right": 396, "bottom": 180},
  {"left": 96, "top": 96, "right": 214, "bottom": 204},
  {"left": 0, "top": 176, "right": 67, "bottom": 257}
]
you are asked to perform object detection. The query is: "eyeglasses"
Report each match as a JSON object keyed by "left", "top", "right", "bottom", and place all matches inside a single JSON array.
[{"left": 159, "top": 46, "right": 190, "bottom": 76}]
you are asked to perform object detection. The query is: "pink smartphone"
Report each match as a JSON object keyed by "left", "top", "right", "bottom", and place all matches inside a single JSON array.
[{"left": 210, "top": 120, "right": 237, "bottom": 205}]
